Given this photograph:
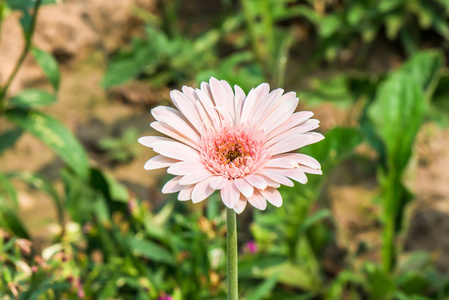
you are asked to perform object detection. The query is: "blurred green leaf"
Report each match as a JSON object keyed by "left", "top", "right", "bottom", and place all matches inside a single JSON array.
[
  {"left": 5, "top": 109, "right": 89, "bottom": 179},
  {"left": 32, "top": 47, "right": 60, "bottom": 90},
  {"left": 400, "top": 50, "right": 444, "bottom": 100},
  {"left": 368, "top": 71, "right": 426, "bottom": 172},
  {"left": 126, "top": 236, "right": 175, "bottom": 265},
  {"left": 0, "top": 127, "right": 22, "bottom": 155},
  {"left": 0, "top": 172, "right": 18, "bottom": 208},
  {"left": 246, "top": 274, "right": 279, "bottom": 300},
  {"left": 0, "top": 203, "right": 29, "bottom": 238},
  {"left": 9, "top": 90, "right": 56, "bottom": 108},
  {"left": 365, "top": 265, "right": 396, "bottom": 300}
]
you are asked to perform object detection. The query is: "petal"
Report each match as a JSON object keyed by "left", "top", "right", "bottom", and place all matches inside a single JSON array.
[
  {"left": 210, "top": 176, "right": 228, "bottom": 189},
  {"left": 150, "top": 121, "right": 198, "bottom": 149},
  {"left": 167, "top": 161, "right": 203, "bottom": 175},
  {"left": 170, "top": 90, "right": 203, "bottom": 133},
  {"left": 259, "top": 187, "right": 283, "bottom": 207},
  {"left": 251, "top": 88, "right": 284, "bottom": 126},
  {"left": 247, "top": 190, "right": 267, "bottom": 210},
  {"left": 259, "top": 96, "right": 299, "bottom": 133},
  {"left": 268, "top": 111, "right": 314, "bottom": 138},
  {"left": 234, "top": 177, "right": 254, "bottom": 198},
  {"left": 259, "top": 170, "right": 294, "bottom": 187},
  {"left": 138, "top": 136, "right": 174, "bottom": 148},
  {"left": 191, "top": 177, "right": 215, "bottom": 203},
  {"left": 273, "top": 153, "right": 321, "bottom": 169},
  {"left": 266, "top": 120, "right": 320, "bottom": 147},
  {"left": 268, "top": 134, "right": 314, "bottom": 156},
  {"left": 151, "top": 106, "right": 200, "bottom": 143},
  {"left": 234, "top": 85, "right": 246, "bottom": 124},
  {"left": 144, "top": 155, "right": 178, "bottom": 170},
  {"left": 240, "top": 83, "right": 270, "bottom": 125},
  {"left": 196, "top": 88, "right": 221, "bottom": 128},
  {"left": 162, "top": 176, "right": 183, "bottom": 194},
  {"left": 233, "top": 195, "right": 248, "bottom": 214},
  {"left": 264, "top": 157, "right": 298, "bottom": 168},
  {"left": 244, "top": 174, "right": 268, "bottom": 190},
  {"left": 220, "top": 180, "right": 239, "bottom": 208},
  {"left": 179, "top": 169, "right": 213, "bottom": 185},
  {"left": 178, "top": 185, "right": 194, "bottom": 201},
  {"left": 266, "top": 168, "right": 308, "bottom": 184},
  {"left": 299, "top": 166, "right": 323, "bottom": 175},
  {"left": 153, "top": 141, "right": 200, "bottom": 162}
]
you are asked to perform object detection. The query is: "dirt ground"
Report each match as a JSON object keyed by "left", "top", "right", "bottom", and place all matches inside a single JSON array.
[{"left": 1, "top": 0, "right": 449, "bottom": 272}]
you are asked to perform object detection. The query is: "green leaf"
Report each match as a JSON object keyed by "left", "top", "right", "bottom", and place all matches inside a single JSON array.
[
  {"left": 365, "top": 265, "right": 396, "bottom": 300},
  {"left": 368, "top": 71, "right": 426, "bottom": 173},
  {"left": 246, "top": 274, "right": 279, "bottom": 300},
  {"left": 0, "top": 172, "right": 18, "bottom": 208},
  {"left": 0, "top": 203, "right": 29, "bottom": 238},
  {"left": 9, "top": 89, "right": 56, "bottom": 108},
  {"left": 102, "top": 57, "right": 142, "bottom": 88},
  {"left": 126, "top": 236, "right": 175, "bottom": 265},
  {"left": 32, "top": 47, "right": 60, "bottom": 90},
  {"left": 0, "top": 127, "right": 22, "bottom": 155},
  {"left": 4, "top": 109, "right": 89, "bottom": 179},
  {"left": 400, "top": 50, "right": 444, "bottom": 100}
]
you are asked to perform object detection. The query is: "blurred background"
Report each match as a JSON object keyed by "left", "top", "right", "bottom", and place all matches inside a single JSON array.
[{"left": 0, "top": 0, "right": 449, "bottom": 299}]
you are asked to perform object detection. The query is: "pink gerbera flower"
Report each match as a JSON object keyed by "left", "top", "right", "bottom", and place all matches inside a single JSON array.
[{"left": 139, "top": 78, "right": 323, "bottom": 213}]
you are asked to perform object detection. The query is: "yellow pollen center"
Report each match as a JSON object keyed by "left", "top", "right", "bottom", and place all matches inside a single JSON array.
[{"left": 226, "top": 150, "right": 242, "bottom": 163}]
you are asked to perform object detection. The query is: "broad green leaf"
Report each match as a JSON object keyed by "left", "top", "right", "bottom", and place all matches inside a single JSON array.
[
  {"left": 430, "top": 72, "right": 449, "bottom": 127},
  {"left": 365, "top": 265, "right": 396, "bottom": 300},
  {"left": 0, "top": 172, "right": 18, "bottom": 208},
  {"left": 5, "top": 109, "right": 89, "bottom": 179},
  {"left": 0, "top": 127, "right": 22, "bottom": 155},
  {"left": 9, "top": 89, "right": 56, "bottom": 108},
  {"left": 400, "top": 50, "right": 444, "bottom": 100},
  {"left": 368, "top": 72, "right": 426, "bottom": 173},
  {"left": 32, "top": 47, "right": 60, "bottom": 90},
  {"left": 126, "top": 236, "right": 175, "bottom": 265}
]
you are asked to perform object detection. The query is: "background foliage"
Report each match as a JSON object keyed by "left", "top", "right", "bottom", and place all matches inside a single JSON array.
[{"left": 1, "top": 0, "right": 449, "bottom": 299}]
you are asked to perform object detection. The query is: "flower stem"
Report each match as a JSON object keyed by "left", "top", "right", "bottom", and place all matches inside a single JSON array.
[{"left": 226, "top": 208, "right": 238, "bottom": 300}]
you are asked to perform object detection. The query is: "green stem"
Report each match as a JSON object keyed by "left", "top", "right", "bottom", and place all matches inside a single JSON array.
[
  {"left": 0, "top": 0, "right": 42, "bottom": 110},
  {"left": 226, "top": 208, "right": 238, "bottom": 300}
]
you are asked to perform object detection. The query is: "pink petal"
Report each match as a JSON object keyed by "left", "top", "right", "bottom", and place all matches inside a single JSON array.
[
  {"left": 153, "top": 141, "right": 200, "bottom": 162},
  {"left": 138, "top": 136, "right": 174, "bottom": 148},
  {"left": 264, "top": 157, "right": 298, "bottom": 168},
  {"left": 273, "top": 153, "right": 321, "bottom": 169},
  {"left": 167, "top": 161, "right": 204, "bottom": 175},
  {"left": 251, "top": 88, "right": 284, "bottom": 126},
  {"left": 234, "top": 177, "right": 254, "bottom": 198},
  {"left": 233, "top": 195, "right": 248, "bottom": 214},
  {"left": 234, "top": 85, "right": 246, "bottom": 124},
  {"left": 266, "top": 121, "right": 320, "bottom": 148},
  {"left": 259, "top": 96, "right": 298, "bottom": 133},
  {"left": 259, "top": 187, "right": 283, "bottom": 207},
  {"left": 268, "top": 134, "right": 314, "bottom": 155},
  {"left": 247, "top": 190, "right": 267, "bottom": 210},
  {"left": 152, "top": 106, "right": 200, "bottom": 143},
  {"left": 179, "top": 169, "right": 213, "bottom": 185},
  {"left": 269, "top": 111, "right": 314, "bottom": 138},
  {"left": 244, "top": 174, "right": 268, "bottom": 190},
  {"left": 191, "top": 177, "right": 215, "bottom": 203},
  {"left": 240, "top": 83, "right": 270, "bottom": 125},
  {"left": 300, "top": 166, "right": 323, "bottom": 175},
  {"left": 162, "top": 176, "right": 183, "bottom": 194},
  {"left": 170, "top": 90, "right": 203, "bottom": 132},
  {"left": 182, "top": 86, "right": 199, "bottom": 102},
  {"left": 150, "top": 121, "right": 198, "bottom": 149},
  {"left": 178, "top": 185, "right": 194, "bottom": 201},
  {"left": 220, "top": 79, "right": 235, "bottom": 117},
  {"left": 209, "top": 77, "right": 226, "bottom": 108},
  {"left": 259, "top": 170, "right": 294, "bottom": 187},
  {"left": 266, "top": 168, "right": 308, "bottom": 184},
  {"left": 220, "top": 180, "right": 239, "bottom": 208},
  {"left": 144, "top": 155, "right": 178, "bottom": 170},
  {"left": 196, "top": 88, "right": 221, "bottom": 128},
  {"left": 215, "top": 105, "right": 234, "bottom": 126},
  {"left": 210, "top": 176, "right": 228, "bottom": 189}
]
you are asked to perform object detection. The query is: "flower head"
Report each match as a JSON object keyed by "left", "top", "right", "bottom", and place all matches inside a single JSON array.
[{"left": 139, "top": 78, "right": 323, "bottom": 213}]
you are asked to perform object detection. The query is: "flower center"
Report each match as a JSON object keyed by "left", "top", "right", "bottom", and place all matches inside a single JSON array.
[{"left": 199, "top": 127, "right": 270, "bottom": 179}]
